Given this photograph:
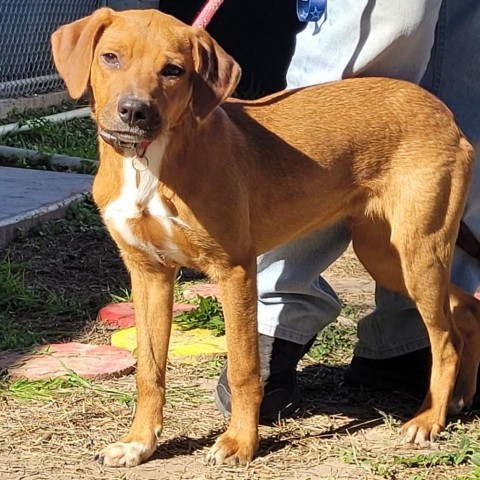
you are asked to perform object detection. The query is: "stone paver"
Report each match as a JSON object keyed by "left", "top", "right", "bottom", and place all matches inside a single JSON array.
[
  {"left": 0, "top": 343, "right": 136, "bottom": 380},
  {"left": 111, "top": 325, "right": 227, "bottom": 363},
  {"left": 98, "top": 302, "right": 196, "bottom": 328},
  {"left": 183, "top": 283, "right": 220, "bottom": 300}
]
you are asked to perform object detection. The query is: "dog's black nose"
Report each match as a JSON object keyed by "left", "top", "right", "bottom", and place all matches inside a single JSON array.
[{"left": 117, "top": 96, "right": 154, "bottom": 129}]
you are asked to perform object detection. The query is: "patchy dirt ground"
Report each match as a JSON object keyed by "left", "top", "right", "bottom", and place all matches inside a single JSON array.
[{"left": 1, "top": 206, "right": 480, "bottom": 480}]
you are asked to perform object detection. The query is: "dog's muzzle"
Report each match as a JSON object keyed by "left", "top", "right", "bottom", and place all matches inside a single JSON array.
[
  {"left": 99, "top": 130, "right": 153, "bottom": 171},
  {"left": 99, "top": 129, "right": 152, "bottom": 152}
]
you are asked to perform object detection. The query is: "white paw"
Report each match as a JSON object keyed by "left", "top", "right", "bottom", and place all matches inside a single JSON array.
[
  {"left": 401, "top": 420, "right": 443, "bottom": 446},
  {"left": 206, "top": 434, "right": 256, "bottom": 466},
  {"left": 95, "top": 441, "right": 152, "bottom": 467}
]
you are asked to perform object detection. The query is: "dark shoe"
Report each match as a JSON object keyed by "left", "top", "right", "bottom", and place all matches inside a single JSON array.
[
  {"left": 344, "top": 348, "right": 432, "bottom": 394},
  {"left": 345, "top": 349, "right": 480, "bottom": 410},
  {"left": 215, "top": 334, "right": 316, "bottom": 421}
]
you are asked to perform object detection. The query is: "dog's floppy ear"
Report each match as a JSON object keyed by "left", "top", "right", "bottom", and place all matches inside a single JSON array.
[
  {"left": 51, "top": 8, "right": 113, "bottom": 99},
  {"left": 190, "top": 28, "right": 241, "bottom": 121}
]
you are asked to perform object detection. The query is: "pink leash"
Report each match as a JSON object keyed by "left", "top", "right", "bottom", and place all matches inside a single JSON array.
[{"left": 192, "top": 0, "right": 225, "bottom": 28}]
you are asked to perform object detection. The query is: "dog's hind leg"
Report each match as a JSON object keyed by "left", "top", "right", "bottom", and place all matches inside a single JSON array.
[
  {"left": 96, "top": 262, "right": 177, "bottom": 467},
  {"left": 351, "top": 215, "right": 463, "bottom": 445},
  {"left": 399, "top": 264, "right": 462, "bottom": 445}
]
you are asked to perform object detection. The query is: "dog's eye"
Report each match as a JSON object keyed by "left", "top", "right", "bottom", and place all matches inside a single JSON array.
[
  {"left": 101, "top": 52, "right": 120, "bottom": 67},
  {"left": 161, "top": 64, "right": 184, "bottom": 77}
]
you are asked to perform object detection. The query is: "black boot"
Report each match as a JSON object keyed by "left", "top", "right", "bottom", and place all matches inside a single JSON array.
[
  {"left": 215, "top": 334, "right": 316, "bottom": 421},
  {"left": 345, "top": 348, "right": 480, "bottom": 409},
  {"left": 344, "top": 348, "right": 432, "bottom": 394}
]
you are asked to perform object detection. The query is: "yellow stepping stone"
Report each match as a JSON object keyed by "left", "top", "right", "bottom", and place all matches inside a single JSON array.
[{"left": 111, "top": 325, "right": 226, "bottom": 364}]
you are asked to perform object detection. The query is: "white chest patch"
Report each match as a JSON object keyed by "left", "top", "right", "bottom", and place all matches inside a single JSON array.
[{"left": 103, "top": 138, "right": 188, "bottom": 265}]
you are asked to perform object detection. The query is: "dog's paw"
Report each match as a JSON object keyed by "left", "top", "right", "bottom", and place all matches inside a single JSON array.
[
  {"left": 400, "top": 415, "right": 444, "bottom": 446},
  {"left": 206, "top": 432, "right": 257, "bottom": 466},
  {"left": 95, "top": 441, "right": 154, "bottom": 467}
]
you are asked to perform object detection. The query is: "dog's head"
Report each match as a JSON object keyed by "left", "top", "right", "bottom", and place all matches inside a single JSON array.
[{"left": 51, "top": 8, "right": 241, "bottom": 145}]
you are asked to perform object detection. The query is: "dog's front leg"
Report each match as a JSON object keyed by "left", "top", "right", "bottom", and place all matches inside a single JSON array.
[
  {"left": 208, "top": 259, "right": 263, "bottom": 465},
  {"left": 96, "top": 263, "right": 176, "bottom": 467}
]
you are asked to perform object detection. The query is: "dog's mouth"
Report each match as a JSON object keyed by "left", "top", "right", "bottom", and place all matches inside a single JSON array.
[{"left": 99, "top": 129, "right": 154, "bottom": 152}]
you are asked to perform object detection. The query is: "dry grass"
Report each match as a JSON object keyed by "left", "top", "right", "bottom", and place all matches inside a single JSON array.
[
  {"left": 1, "top": 208, "right": 480, "bottom": 479},
  {"left": 3, "top": 358, "right": 480, "bottom": 480}
]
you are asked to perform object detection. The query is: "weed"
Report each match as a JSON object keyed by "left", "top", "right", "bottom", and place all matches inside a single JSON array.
[
  {"left": 174, "top": 295, "right": 225, "bottom": 336},
  {"left": 27, "top": 195, "right": 106, "bottom": 240},
  {"left": 394, "top": 435, "right": 480, "bottom": 469},
  {"left": 65, "top": 196, "right": 104, "bottom": 230},
  {"left": 341, "top": 301, "right": 365, "bottom": 320},
  {"left": 110, "top": 287, "right": 133, "bottom": 303},
  {"left": 308, "top": 322, "right": 357, "bottom": 364}
]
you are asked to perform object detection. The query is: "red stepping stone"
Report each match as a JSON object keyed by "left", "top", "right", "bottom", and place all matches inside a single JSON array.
[
  {"left": 183, "top": 283, "right": 221, "bottom": 301},
  {"left": 98, "top": 302, "right": 196, "bottom": 328},
  {"left": 0, "top": 343, "right": 136, "bottom": 381},
  {"left": 173, "top": 303, "right": 196, "bottom": 315},
  {"left": 98, "top": 302, "right": 135, "bottom": 328}
]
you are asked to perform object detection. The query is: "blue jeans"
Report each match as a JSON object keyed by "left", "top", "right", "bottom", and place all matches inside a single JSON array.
[{"left": 258, "top": 0, "right": 480, "bottom": 358}]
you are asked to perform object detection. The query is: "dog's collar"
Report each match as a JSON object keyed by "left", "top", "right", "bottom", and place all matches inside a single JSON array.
[{"left": 99, "top": 130, "right": 151, "bottom": 171}]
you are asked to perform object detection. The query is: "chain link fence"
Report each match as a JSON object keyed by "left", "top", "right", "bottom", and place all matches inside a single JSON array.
[{"left": 0, "top": 0, "right": 105, "bottom": 100}]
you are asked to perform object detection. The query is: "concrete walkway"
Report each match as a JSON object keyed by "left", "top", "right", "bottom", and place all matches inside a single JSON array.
[{"left": 0, "top": 166, "right": 93, "bottom": 247}]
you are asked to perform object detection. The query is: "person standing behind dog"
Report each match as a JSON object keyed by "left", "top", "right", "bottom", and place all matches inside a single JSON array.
[{"left": 215, "top": 0, "right": 480, "bottom": 419}]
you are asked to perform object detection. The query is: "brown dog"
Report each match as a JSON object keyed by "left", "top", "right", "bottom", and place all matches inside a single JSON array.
[{"left": 52, "top": 8, "right": 480, "bottom": 467}]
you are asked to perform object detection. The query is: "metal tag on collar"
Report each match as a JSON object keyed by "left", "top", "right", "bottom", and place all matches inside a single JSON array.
[
  {"left": 297, "top": 0, "right": 326, "bottom": 22},
  {"left": 131, "top": 145, "right": 149, "bottom": 172}
]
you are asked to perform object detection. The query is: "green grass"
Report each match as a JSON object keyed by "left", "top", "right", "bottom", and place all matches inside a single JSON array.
[
  {"left": 0, "top": 197, "right": 108, "bottom": 351},
  {"left": 0, "top": 101, "right": 98, "bottom": 172},
  {"left": 109, "top": 287, "right": 133, "bottom": 303},
  {"left": 166, "top": 384, "right": 213, "bottom": 405},
  {"left": 21, "top": 195, "right": 106, "bottom": 241},
  {"left": 2, "top": 115, "right": 97, "bottom": 159},
  {"left": 0, "top": 101, "right": 87, "bottom": 126},
  {"left": 0, "top": 258, "right": 78, "bottom": 316},
  {"left": 338, "top": 421, "right": 480, "bottom": 480},
  {"left": 0, "top": 368, "right": 211, "bottom": 407},
  {"left": 0, "top": 319, "right": 46, "bottom": 351},
  {"left": 0, "top": 258, "right": 80, "bottom": 350},
  {"left": 393, "top": 425, "right": 480, "bottom": 470},
  {"left": 0, "top": 371, "right": 135, "bottom": 405}
]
